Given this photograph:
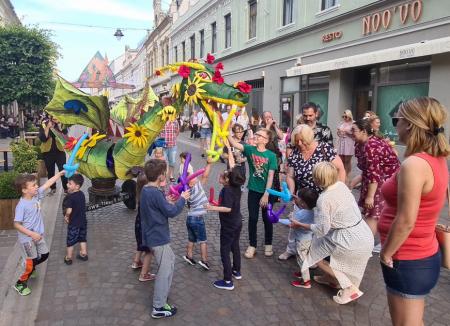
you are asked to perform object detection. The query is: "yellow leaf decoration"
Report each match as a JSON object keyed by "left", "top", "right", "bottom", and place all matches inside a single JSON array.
[
  {"left": 123, "top": 123, "right": 151, "bottom": 148},
  {"left": 76, "top": 132, "right": 106, "bottom": 159},
  {"left": 157, "top": 106, "right": 177, "bottom": 122}
]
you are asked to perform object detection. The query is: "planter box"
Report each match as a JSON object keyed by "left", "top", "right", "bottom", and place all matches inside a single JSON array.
[{"left": 0, "top": 198, "right": 19, "bottom": 230}]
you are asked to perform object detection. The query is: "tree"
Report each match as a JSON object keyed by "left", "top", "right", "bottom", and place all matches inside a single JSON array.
[{"left": 0, "top": 24, "right": 59, "bottom": 136}]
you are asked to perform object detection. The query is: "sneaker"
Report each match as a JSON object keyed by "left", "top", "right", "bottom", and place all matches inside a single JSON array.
[
  {"left": 372, "top": 243, "right": 382, "bottom": 254},
  {"left": 30, "top": 270, "right": 37, "bottom": 279},
  {"left": 264, "top": 245, "right": 273, "bottom": 257},
  {"left": 213, "top": 279, "right": 234, "bottom": 290},
  {"left": 313, "top": 275, "right": 340, "bottom": 289},
  {"left": 278, "top": 251, "right": 294, "bottom": 260},
  {"left": 333, "top": 288, "right": 364, "bottom": 305},
  {"left": 293, "top": 271, "right": 302, "bottom": 279},
  {"left": 291, "top": 278, "right": 311, "bottom": 289},
  {"left": 182, "top": 255, "right": 196, "bottom": 266},
  {"left": 130, "top": 261, "right": 143, "bottom": 269},
  {"left": 232, "top": 270, "right": 242, "bottom": 280},
  {"left": 76, "top": 254, "right": 88, "bottom": 261},
  {"left": 64, "top": 257, "right": 73, "bottom": 265},
  {"left": 14, "top": 282, "right": 31, "bottom": 296},
  {"left": 139, "top": 273, "right": 156, "bottom": 282},
  {"left": 151, "top": 303, "right": 177, "bottom": 319},
  {"left": 198, "top": 260, "right": 210, "bottom": 271},
  {"left": 244, "top": 246, "right": 256, "bottom": 259}
]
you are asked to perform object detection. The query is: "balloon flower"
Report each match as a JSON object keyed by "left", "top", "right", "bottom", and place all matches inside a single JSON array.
[
  {"left": 206, "top": 112, "right": 223, "bottom": 162},
  {"left": 209, "top": 187, "right": 221, "bottom": 206},
  {"left": 63, "top": 133, "right": 89, "bottom": 178},
  {"left": 267, "top": 203, "right": 287, "bottom": 224},
  {"left": 266, "top": 181, "right": 292, "bottom": 202},
  {"left": 169, "top": 152, "right": 205, "bottom": 197}
]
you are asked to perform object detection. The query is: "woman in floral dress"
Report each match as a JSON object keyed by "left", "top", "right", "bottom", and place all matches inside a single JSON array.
[{"left": 351, "top": 119, "right": 400, "bottom": 237}]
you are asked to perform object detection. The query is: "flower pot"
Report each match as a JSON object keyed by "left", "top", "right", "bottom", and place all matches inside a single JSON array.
[{"left": 0, "top": 198, "right": 19, "bottom": 229}]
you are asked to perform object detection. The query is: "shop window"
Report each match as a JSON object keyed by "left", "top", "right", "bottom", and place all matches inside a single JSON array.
[
  {"left": 299, "top": 73, "right": 330, "bottom": 123},
  {"left": 225, "top": 14, "right": 231, "bottom": 48},
  {"left": 283, "top": 0, "right": 294, "bottom": 26},
  {"left": 211, "top": 22, "right": 217, "bottom": 53},
  {"left": 378, "top": 60, "right": 431, "bottom": 84},
  {"left": 282, "top": 77, "right": 300, "bottom": 93},
  {"left": 249, "top": 0, "right": 257, "bottom": 39},
  {"left": 321, "top": 0, "right": 337, "bottom": 11},
  {"left": 199, "top": 30, "right": 205, "bottom": 58}
]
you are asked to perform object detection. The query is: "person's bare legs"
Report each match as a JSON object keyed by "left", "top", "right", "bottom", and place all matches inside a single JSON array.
[
  {"left": 317, "top": 260, "right": 338, "bottom": 284},
  {"left": 387, "top": 293, "right": 425, "bottom": 326},
  {"left": 140, "top": 252, "right": 153, "bottom": 277},
  {"left": 133, "top": 251, "right": 143, "bottom": 265},
  {"left": 340, "top": 155, "right": 352, "bottom": 185},
  {"left": 186, "top": 241, "right": 194, "bottom": 258},
  {"left": 364, "top": 216, "right": 378, "bottom": 236},
  {"left": 79, "top": 242, "right": 87, "bottom": 256},
  {"left": 66, "top": 246, "right": 74, "bottom": 259},
  {"left": 200, "top": 242, "right": 208, "bottom": 262}
]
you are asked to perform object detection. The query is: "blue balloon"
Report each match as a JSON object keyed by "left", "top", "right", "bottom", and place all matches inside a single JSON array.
[
  {"left": 266, "top": 181, "right": 292, "bottom": 202},
  {"left": 64, "top": 133, "right": 89, "bottom": 178}
]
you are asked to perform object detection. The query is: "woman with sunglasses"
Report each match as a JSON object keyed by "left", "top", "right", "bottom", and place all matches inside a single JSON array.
[
  {"left": 379, "top": 97, "right": 449, "bottom": 326},
  {"left": 227, "top": 127, "right": 278, "bottom": 258},
  {"left": 336, "top": 110, "right": 355, "bottom": 184},
  {"left": 351, "top": 119, "right": 400, "bottom": 242}
]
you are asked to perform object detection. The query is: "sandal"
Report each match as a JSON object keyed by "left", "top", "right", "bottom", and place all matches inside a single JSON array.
[
  {"left": 139, "top": 273, "right": 156, "bottom": 282},
  {"left": 130, "top": 261, "right": 143, "bottom": 269}
]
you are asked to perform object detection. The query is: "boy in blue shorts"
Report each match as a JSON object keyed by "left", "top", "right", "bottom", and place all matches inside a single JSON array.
[
  {"left": 63, "top": 174, "right": 87, "bottom": 265},
  {"left": 13, "top": 171, "right": 65, "bottom": 296}
]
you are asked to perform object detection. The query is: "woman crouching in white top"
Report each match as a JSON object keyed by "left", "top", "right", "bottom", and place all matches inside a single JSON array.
[{"left": 296, "top": 161, "right": 374, "bottom": 304}]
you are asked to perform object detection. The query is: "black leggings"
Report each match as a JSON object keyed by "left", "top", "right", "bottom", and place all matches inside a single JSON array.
[
  {"left": 43, "top": 151, "right": 67, "bottom": 190},
  {"left": 247, "top": 190, "right": 276, "bottom": 247},
  {"left": 190, "top": 124, "right": 198, "bottom": 138},
  {"left": 220, "top": 224, "right": 242, "bottom": 281}
]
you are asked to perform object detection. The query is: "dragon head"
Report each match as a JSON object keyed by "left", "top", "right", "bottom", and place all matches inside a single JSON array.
[{"left": 157, "top": 54, "right": 251, "bottom": 122}]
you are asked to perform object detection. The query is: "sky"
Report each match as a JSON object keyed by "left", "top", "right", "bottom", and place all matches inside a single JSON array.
[{"left": 11, "top": 0, "right": 170, "bottom": 82}]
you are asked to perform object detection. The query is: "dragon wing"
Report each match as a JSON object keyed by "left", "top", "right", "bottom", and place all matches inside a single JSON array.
[{"left": 44, "top": 76, "right": 110, "bottom": 132}]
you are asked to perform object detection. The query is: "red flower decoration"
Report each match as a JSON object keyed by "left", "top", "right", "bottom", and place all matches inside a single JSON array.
[
  {"left": 155, "top": 70, "right": 161, "bottom": 76},
  {"left": 64, "top": 136, "right": 78, "bottom": 151},
  {"left": 215, "top": 62, "right": 224, "bottom": 71},
  {"left": 178, "top": 65, "right": 191, "bottom": 78},
  {"left": 212, "top": 70, "right": 224, "bottom": 84},
  {"left": 206, "top": 53, "right": 215, "bottom": 64},
  {"left": 234, "top": 81, "right": 252, "bottom": 94}
]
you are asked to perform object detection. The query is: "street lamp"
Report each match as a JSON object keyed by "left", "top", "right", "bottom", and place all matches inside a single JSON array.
[{"left": 114, "top": 28, "right": 124, "bottom": 41}]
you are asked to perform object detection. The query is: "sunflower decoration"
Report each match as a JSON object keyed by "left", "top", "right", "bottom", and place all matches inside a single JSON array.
[
  {"left": 157, "top": 106, "right": 177, "bottom": 122},
  {"left": 76, "top": 132, "right": 106, "bottom": 159},
  {"left": 171, "top": 83, "right": 181, "bottom": 99},
  {"left": 123, "top": 123, "right": 151, "bottom": 148},
  {"left": 184, "top": 76, "right": 207, "bottom": 105}
]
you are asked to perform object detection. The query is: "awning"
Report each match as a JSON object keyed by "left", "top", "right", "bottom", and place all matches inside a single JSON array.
[{"left": 286, "top": 36, "right": 450, "bottom": 76}]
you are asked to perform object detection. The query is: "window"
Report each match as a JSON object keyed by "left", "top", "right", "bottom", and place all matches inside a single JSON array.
[
  {"left": 249, "top": 0, "right": 257, "bottom": 39},
  {"left": 225, "top": 14, "right": 231, "bottom": 48},
  {"left": 283, "top": 0, "right": 293, "bottom": 25},
  {"left": 165, "top": 44, "right": 169, "bottom": 64},
  {"left": 321, "top": 0, "right": 337, "bottom": 11},
  {"left": 190, "top": 34, "right": 195, "bottom": 59},
  {"left": 211, "top": 22, "right": 217, "bottom": 53},
  {"left": 199, "top": 30, "right": 205, "bottom": 58},
  {"left": 161, "top": 47, "right": 165, "bottom": 66},
  {"left": 174, "top": 46, "right": 178, "bottom": 62},
  {"left": 182, "top": 41, "right": 185, "bottom": 61}
]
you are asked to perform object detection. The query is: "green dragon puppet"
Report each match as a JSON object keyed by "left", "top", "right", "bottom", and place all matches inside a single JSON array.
[{"left": 44, "top": 54, "right": 251, "bottom": 181}]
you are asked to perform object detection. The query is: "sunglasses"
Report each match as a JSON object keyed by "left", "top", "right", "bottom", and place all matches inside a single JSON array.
[{"left": 391, "top": 116, "right": 404, "bottom": 127}]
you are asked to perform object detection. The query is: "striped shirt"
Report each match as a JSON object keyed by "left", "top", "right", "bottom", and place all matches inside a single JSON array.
[{"left": 187, "top": 182, "right": 208, "bottom": 217}]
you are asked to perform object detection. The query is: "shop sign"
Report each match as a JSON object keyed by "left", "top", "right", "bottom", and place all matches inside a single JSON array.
[
  {"left": 362, "top": 0, "right": 423, "bottom": 36},
  {"left": 322, "top": 31, "right": 343, "bottom": 43}
]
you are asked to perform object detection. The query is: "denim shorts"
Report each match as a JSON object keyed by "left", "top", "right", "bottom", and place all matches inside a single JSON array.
[
  {"left": 67, "top": 225, "right": 87, "bottom": 247},
  {"left": 164, "top": 146, "right": 177, "bottom": 167},
  {"left": 381, "top": 251, "right": 441, "bottom": 299},
  {"left": 186, "top": 216, "right": 207, "bottom": 243},
  {"left": 200, "top": 128, "right": 211, "bottom": 139}
]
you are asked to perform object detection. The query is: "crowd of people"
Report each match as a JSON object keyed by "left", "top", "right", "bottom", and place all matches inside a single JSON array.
[
  {"left": 11, "top": 97, "right": 449, "bottom": 325},
  {"left": 0, "top": 111, "right": 43, "bottom": 138}
]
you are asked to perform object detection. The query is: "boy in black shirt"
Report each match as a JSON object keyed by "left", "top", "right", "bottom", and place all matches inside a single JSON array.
[{"left": 63, "top": 174, "right": 87, "bottom": 265}]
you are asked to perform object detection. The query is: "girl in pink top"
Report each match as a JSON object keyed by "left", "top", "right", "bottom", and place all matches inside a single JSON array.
[{"left": 378, "top": 97, "right": 450, "bottom": 326}]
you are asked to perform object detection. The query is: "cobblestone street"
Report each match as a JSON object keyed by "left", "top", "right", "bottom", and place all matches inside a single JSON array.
[{"left": 34, "top": 133, "right": 450, "bottom": 326}]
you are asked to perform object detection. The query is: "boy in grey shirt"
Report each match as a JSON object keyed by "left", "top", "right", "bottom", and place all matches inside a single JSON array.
[{"left": 13, "top": 171, "right": 65, "bottom": 296}]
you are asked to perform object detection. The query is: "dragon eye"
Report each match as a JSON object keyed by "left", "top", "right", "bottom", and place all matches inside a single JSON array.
[{"left": 196, "top": 71, "right": 212, "bottom": 80}]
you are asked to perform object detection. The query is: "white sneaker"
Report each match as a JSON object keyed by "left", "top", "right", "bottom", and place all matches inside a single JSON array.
[
  {"left": 333, "top": 287, "right": 364, "bottom": 305},
  {"left": 264, "top": 245, "right": 273, "bottom": 257},
  {"left": 278, "top": 251, "right": 294, "bottom": 260},
  {"left": 244, "top": 246, "right": 256, "bottom": 259}
]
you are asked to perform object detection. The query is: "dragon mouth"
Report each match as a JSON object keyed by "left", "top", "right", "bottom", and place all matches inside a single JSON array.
[{"left": 201, "top": 95, "right": 246, "bottom": 108}]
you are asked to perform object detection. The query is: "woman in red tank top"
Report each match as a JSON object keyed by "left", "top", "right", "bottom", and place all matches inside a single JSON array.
[{"left": 378, "top": 97, "right": 450, "bottom": 326}]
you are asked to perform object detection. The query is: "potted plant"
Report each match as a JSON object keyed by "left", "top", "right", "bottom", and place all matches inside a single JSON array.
[
  {"left": 10, "top": 140, "right": 38, "bottom": 174},
  {"left": 0, "top": 171, "right": 20, "bottom": 229}
]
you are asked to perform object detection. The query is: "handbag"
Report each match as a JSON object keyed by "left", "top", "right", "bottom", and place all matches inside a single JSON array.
[{"left": 436, "top": 188, "right": 450, "bottom": 269}]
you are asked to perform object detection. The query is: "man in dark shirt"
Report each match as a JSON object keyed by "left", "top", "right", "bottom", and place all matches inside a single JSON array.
[{"left": 301, "top": 102, "right": 334, "bottom": 146}]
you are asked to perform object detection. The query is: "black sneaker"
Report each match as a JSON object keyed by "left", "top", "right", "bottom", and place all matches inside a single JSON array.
[
  {"left": 76, "top": 254, "right": 88, "bottom": 261},
  {"left": 64, "top": 256, "right": 73, "bottom": 265},
  {"left": 151, "top": 303, "right": 177, "bottom": 319},
  {"left": 198, "top": 260, "right": 210, "bottom": 271},
  {"left": 232, "top": 270, "right": 242, "bottom": 280},
  {"left": 182, "top": 255, "right": 196, "bottom": 266}
]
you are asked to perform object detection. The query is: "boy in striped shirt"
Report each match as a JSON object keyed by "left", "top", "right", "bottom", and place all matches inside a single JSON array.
[{"left": 182, "top": 155, "right": 212, "bottom": 270}]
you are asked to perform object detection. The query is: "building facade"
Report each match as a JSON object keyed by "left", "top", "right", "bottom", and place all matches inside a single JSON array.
[
  {"left": 169, "top": 0, "right": 450, "bottom": 137},
  {"left": 0, "top": 0, "right": 20, "bottom": 27}
]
